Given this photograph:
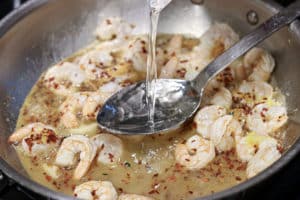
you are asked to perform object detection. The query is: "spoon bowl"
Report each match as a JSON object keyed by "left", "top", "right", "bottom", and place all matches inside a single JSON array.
[{"left": 97, "top": 79, "right": 200, "bottom": 135}]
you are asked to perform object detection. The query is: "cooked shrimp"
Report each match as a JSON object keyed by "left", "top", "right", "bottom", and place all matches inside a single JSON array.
[
  {"left": 159, "top": 56, "right": 178, "bottom": 78},
  {"left": 236, "top": 132, "right": 281, "bottom": 178},
  {"left": 74, "top": 180, "right": 118, "bottom": 200},
  {"left": 8, "top": 123, "right": 59, "bottom": 156},
  {"left": 243, "top": 48, "right": 275, "bottom": 81},
  {"left": 235, "top": 81, "right": 273, "bottom": 105},
  {"left": 182, "top": 23, "right": 239, "bottom": 81},
  {"left": 236, "top": 132, "right": 278, "bottom": 162},
  {"left": 156, "top": 47, "right": 167, "bottom": 69},
  {"left": 204, "top": 67, "right": 235, "bottom": 96},
  {"left": 59, "top": 92, "right": 107, "bottom": 128},
  {"left": 210, "top": 87, "right": 232, "bottom": 109},
  {"left": 235, "top": 136, "right": 256, "bottom": 163},
  {"left": 229, "top": 58, "right": 247, "bottom": 81},
  {"left": 118, "top": 194, "right": 154, "bottom": 200},
  {"left": 43, "top": 62, "right": 87, "bottom": 96},
  {"left": 62, "top": 123, "right": 99, "bottom": 138},
  {"left": 82, "top": 92, "right": 112, "bottom": 119},
  {"left": 95, "top": 17, "right": 134, "bottom": 41},
  {"left": 55, "top": 135, "right": 96, "bottom": 180},
  {"left": 194, "top": 105, "right": 226, "bottom": 139},
  {"left": 79, "top": 49, "right": 114, "bottom": 68},
  {"left": 91, "top": 134, "right": 123, "bottom": 165},
  {"left": 166, "top": 35, "right": 183, "bottom": 57},
  {"left": 246, "top": 103, "right": 288, "bottom": 135},
  {"left": 77, "top": 50, "right": 114, "bottom": 80},
  {"left": 59, "top": 93, "right": 89, "bottom": 128},
  {"left": 97, "top": 73, "right": 138, "bottom": 97},
  {"left": 209, "top": 115, "right": 242, "bottom": 152},
  {"left": 123, "top": 37, "right": 148, "bottom": 72},
  {"left": 175, "top": 135, "right": 215, "bottom": 170},
  {"left": 195, "top": 23, "right": 239, "bottom": 60},
  {"left": 246, "top": 138, "right": 281, "bottom": 178},
  {"left": 99, "top": 82, "right": 123, "bottom": 95},
  {"left": 176, "top": 52, "right": 201, "bottom": 80}
]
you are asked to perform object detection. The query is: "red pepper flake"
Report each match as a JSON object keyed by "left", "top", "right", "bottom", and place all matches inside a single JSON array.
[
  {"left": 180, "top": 60, "right": 188, "bottom": 63},
  {"left": 71, "top": 185, "right": 76, "bottom": 191},
  {"left": 235, "top": 176, "right": 242, "bottom": 181},
  {"left": 108, "top": 153, "right": 114, "bottom": 162},
  {"left": 100, "top": 71, "right": 111, "bottom": 78},
  {"left": 148, "top": 189, "right": 159, "bottom": 194},
  {"left": 277, "top": 145, "right": 284, "bottom": 153},
  {"left": 260, "top": 111, "right": 266, "bottom": 118},
  {"left": 175, "top": 163, "right": 184, "bottom": 172},
  {"left": 24, "top": 138, "right": 34, "bottom": 151},
  {"left": 167, "top": 175, "right": 177, "bottom": 182},
  {"left": 202, "top": 177, "right": 209, "bottom": 182},
  {"left": 47, "top": 132, "right": 58, "bottom": 143},
  {"left": 45, "top": 175, "right": 52, "bottom": 182},
  {"left": 142, "top": 47, "right": 148, "bottom": 54},
  {"left": 215, "top": 168, "right": 222, "bottom": 177},
  {"left": 118, "top": 188, "right": 124, "bottom": 193},
  {"left": 100, "top": 144, "right": 105, "bottom": 151},
  {"left": 53, "top": 83, "right": 59, "bottom": 89},
  {"left": 121, "top": 179, "right": 130, "bottom": 184},
  {"left": 236, "top": 163, "right": 247, "bottom": 171},
  {"left": 120, "top": 80, "right": 132, "bottom": 87},
  {"left": 188, "top": 191, "right": 193, "bottom": 194},
  {"left": 176, "top": 68, "right": 187, "bottom": 78},
  {"left": 106, "top": 19, "right": 112, "bottom": 25}
]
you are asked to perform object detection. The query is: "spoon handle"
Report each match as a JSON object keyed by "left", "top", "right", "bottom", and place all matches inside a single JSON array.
[{"left": 192, "top": 1, "right": 300, "bottom": 94}]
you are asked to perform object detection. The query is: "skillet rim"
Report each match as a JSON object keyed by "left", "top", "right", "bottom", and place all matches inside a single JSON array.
[{"left": 0, "top": 0, "right": 299, "bottom": 199}]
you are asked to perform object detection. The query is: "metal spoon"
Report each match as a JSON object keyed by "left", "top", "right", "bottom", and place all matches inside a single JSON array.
[{"left": 97, "top": 2, "right": 300, "bottom": 135}]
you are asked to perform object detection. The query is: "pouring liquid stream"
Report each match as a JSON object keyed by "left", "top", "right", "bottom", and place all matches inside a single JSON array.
[{"left": 146, "top": 0, "right": 172, "bottom": 128}]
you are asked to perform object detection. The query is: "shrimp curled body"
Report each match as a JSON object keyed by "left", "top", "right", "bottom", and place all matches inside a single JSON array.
[
  {"left": 74, "top": 180, "right": 118, "bottom": 200},
  {"left": 91, "top": 134, "right": 123, "bottom": 165},
  {"left": 175, "top": 135, "right": 215, "bottom": 170},
  {"left": 55, "top": 135, "right": 96, "bottom": 180},
  {"left": 8, "top": 123, "right": 59, "bottom": 156}
]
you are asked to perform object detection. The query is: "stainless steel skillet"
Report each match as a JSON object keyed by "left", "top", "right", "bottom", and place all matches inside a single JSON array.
[{"left": 0, "top": 0, "right": 299, "bottom": 199}]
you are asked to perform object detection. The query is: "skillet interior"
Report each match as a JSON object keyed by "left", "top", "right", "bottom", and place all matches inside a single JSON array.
[{"left": 0, "top": 0, "right": 299, "bottom": 199}]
